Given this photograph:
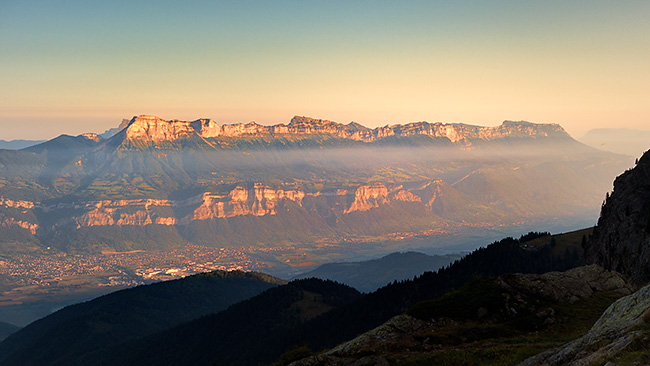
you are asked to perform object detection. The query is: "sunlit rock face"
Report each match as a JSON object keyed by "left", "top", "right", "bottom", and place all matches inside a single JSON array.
[
  {"left": 0, "top": 114, "right": 622, "bottom": 251},
  {"left": 188, "top": 185, "right": 306, "bottom": 221},
  {"left": 71, "top": 199, "right": 176, "bottom": 228},
  {"left": 0, "top": 198, "right": 34, "bottom": 209},
  {"left": 79, "top": 133, "right": 103, "bottom": 142},
  {"left": 2, "top": 180, "right": 478, "bottom": 234},
  {"left": 344, "top": 183, "right": 389, "bottom": 213},
  {"left": 0, "top": 198, "right": 38, "bottom": 234},
  {"left": 0, "top": 217, "right": 38, "bottom": 234},
  {"left": 125, "top": 115, "right": 196, "bottom": 142},
  {"left": 220, "top": 122, "right": 270, "bottom": 137},
  {"left": 189, "top": 119, "right": 222, "bottom": 138},
  {"left": 118, "top": 115, "right": 570, "bottom": 146}
]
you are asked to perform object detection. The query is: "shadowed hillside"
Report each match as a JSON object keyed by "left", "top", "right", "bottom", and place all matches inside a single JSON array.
[{"left": 0, "top": 271, "right": 285, "bottom": 366}]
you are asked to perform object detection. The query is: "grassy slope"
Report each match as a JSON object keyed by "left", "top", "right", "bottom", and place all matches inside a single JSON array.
[{"left": 394, "top": 288, "right": 624, "bottom": 366}]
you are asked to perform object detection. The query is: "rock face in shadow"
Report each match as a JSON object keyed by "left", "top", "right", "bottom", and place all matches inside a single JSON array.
[{"left": 585, "top": 149, "right": 650, "bottom": 285}]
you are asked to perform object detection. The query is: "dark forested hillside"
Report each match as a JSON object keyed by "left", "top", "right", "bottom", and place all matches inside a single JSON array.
[
  {"left": 102, "top": 278, "right": 361, "bottom": 366},
  {"left": 59, "top": 230, "right": 587, "bottom": 366},
  {"left": 0, "top": 271, "right": 285, "bottom": 366},
  {"left": 295, "top": 231, "right": 585, "bottom": 353},
  {"left": 0, "top": 322, "right": 19, "bottom": 342}
]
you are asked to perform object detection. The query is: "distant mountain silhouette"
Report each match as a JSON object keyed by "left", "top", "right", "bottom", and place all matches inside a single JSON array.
[
  {"left": 295, "top": 251, "right": 462, "bottom": 292},
  {"left": 579, "top": 128, "right": 650, "bottom": 157},
  {"left": 0, "top": 140, "right": 45, "bottom": 150}
]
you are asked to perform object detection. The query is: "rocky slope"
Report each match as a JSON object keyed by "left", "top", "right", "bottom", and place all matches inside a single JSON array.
[
  {"left": 288, "top": 265, "right": 632, "bottom": 366},
  {"left": 518, "top": 282, "right": 650, "bottom": 366},
  {"left": 585, "top": 148, "right": 650, "bottom": 285}
]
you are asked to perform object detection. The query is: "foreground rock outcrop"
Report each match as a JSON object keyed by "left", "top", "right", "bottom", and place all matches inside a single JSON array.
[{"left": 519, "top": 283, "right": 650, "bottom": 366}]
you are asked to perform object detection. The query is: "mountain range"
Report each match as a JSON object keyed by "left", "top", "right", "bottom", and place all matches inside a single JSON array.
[
  {"left": 0, "top": 140, "right": 45, "bottom": 150},
  {"left": 0, "top": 115, "right": 632, "bottom": 254}
]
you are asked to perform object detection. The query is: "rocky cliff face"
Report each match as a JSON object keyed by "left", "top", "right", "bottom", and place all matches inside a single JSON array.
[
  {"left": 585, "top": 149, "right": 650, "bottom": 285},
  {"left": 116, "top": 115, "right": 571, "bottom": 147},
  {"left": 0, "top": 176, "right": 521, "bottom": 250},
  {"left": 124, "top": 115, "right": 198, "bottom": 142},
  {"left": 2, "top": 180, "right": 494, "bottom": 234},
  {"left": 0, "top": 198, "right": 38, "bottom": 234}
]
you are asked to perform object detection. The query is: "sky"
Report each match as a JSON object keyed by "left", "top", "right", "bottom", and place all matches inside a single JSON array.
[{"left": 1, "top": 0, "right": 649, "bottom": 140}]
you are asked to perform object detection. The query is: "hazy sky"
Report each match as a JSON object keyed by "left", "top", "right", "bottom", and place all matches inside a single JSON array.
[{"left": 1, "top": 1, "right": 649, "bottom": 140}]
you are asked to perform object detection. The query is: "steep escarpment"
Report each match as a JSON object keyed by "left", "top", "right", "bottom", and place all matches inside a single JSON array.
[
  {"left": 585, "top": 149, "right": 650, "bottom": 285},
  {"left": 112, "top": 115, "right": 572, "bottom": 149},
  {"left": 0, "top": 169, "right": 597, "bottom": 251}
]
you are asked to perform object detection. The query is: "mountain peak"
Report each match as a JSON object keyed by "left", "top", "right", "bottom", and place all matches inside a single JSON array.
[
  {"left": 500, "top": 120, "right": 569, "bottom": 137},
  {"left": 125, "top": 115, "right": 196, "bottom": 142},
  {"left": 78, "top": 133, "right": 103, "bottom": 142}
]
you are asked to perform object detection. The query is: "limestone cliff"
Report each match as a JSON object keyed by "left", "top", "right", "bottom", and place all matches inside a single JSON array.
[
  {"left": 0, "top": 198, "right": 38, "bottom": 235},
  {"left": 124, "top": 115, "right": 197, "bottom": 142},
  {"left": 37, "top": 181, "right": 456, "bottom": 229},
  {"left": 0, "top": 178, "right": 509, "bottom": 247},
  {"left": 585, "top": 149, "right": 650, "bottom": 285},
  {"left": 114, "top": 115, "right": 571, "bottom": 148}
]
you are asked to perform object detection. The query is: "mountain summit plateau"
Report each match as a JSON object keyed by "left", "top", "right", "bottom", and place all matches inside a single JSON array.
[
  {"left": 114, "top": 115, "right": 570, "bottom": 146},
  {"left": 0, "top": 115, "right": 632, "bottom": 253}
]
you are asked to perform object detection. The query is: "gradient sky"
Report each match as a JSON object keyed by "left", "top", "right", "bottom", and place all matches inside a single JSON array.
[{"left": 1, "top": 0, "right": 649, "bottom": 140}]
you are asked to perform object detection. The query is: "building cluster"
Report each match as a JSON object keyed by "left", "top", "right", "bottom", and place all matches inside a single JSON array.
[{"left": 0, "top": 244, "right": 270, "bottom": 289}]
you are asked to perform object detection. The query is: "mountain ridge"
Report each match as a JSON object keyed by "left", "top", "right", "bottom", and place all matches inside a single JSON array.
[
  {"left": 110, "top": 115, "right": 572, "bottom": 148},
  {"left": 0, "top": 114, "right": 631, "bottom": 253}
]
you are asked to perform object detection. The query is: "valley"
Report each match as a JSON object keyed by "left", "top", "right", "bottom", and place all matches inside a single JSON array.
[{"left": 4, "top": 3, "right": 649, "bottom": 364}]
